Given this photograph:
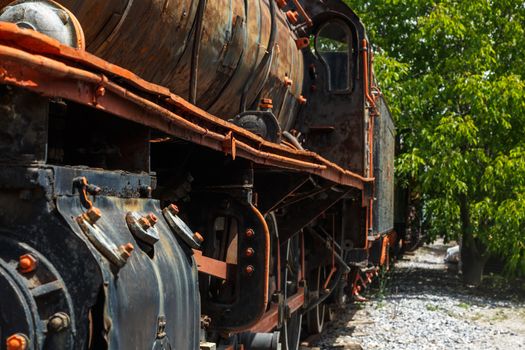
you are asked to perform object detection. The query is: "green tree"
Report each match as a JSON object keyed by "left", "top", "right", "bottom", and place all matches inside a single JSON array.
[{"left": 346, "top": 0, "right": 525, "bottom": 284}]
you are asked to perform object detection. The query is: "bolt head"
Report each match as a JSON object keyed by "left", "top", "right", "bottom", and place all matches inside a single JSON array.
[
  {"left": 259, "top": 98, "right": 273, "bottom": 110},
  {"left": 298, "top": 95, "right": 307, "bottom": 105},
  {"left": 147, "top": 213, "right": 158, "bottom": 226},
  {"left": 245, "top": 228, "right": 255, "bottom": 238},
  {"left": 245, "top": 265, "right": 254, "bottom": 275},
  {"left": 47, "top": 312, "right": 70, "bottom": 332},
  {"left": 138, "top": 217, "right": 151, "bottom": 230},
  {"left": 6, "top": 334, "right": 28, "bottom": 350},
  {"left": 193, "top": 232, "right": 204, "bottom": 243},
  {"left": 96, "top": 86, "right": 106, "bottom": 97},
  {"left": 118, "top": 243, "right": 134, "bottom": 261},
  {"left": 245, "top": 248, "right": 255, "bottom": 257},
  {"left": 84, "top": 207, "right": 102, "bottom": 224},
  {"left": 18, "top": 254, "right": 37, "bottom": 274},
  {"left": 167, "top": 204, "right": 179, "bottom": 216},
  {"left": 286, "top": 10, "right": 299, "bottom": 24}
]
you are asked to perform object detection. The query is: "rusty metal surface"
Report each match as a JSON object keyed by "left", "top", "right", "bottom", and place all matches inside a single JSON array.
[
  {"left": 295, "top": 10, "right": 367, "bottom": 176},
  {"left": 55, "top": 171, "right": 200, "bottom": 350},
  {"left": 188, "top": 193, "right": 271, "bottom": 331},
  {"left": 0, "top": 153, "right": 200, "bottom": 349},
  {"left": 373, "top": 96, "right": 395, "bottom": 235},
  {"left": 0, "top": 85, "right": 48, "bottom": 163},
  {"left": 249, "top": 289, "right": 305, "bottom": 333},
  {"left": 0, "top": 23, "right": 371, "bottom": 190},
  {"left": 33, "top": 0, "right": 306, "bottom": 127},
  {"left": 193, "top": 249, "right": 232, "bottom": 280},
  {"left": 0, "top": 1, "right": 398, "bottom": 344},
  {"left": 0, "top": 165, "right": 103, "bottom": 350}
]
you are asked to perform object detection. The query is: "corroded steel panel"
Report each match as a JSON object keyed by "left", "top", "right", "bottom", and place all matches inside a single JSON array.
[
  {"left": 45, "top": 0, "right": 305, "bottom": 127},
  {"left": 373, "top": 96, "right": 395, "bottom": 234}
]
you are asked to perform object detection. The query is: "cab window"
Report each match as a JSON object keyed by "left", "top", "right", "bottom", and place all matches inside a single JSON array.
[{"left": 315, "top": 21, "right": 352, "bottom": 93}]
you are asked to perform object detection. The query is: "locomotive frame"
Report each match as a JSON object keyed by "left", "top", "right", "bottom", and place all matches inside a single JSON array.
[{"left": 0, "top": 0, "right": 397, "bottom": 349}]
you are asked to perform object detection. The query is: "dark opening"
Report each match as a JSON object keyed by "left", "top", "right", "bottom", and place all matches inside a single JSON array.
[{"left": 47, "top": 100, "right": 150, "bottom": 173}]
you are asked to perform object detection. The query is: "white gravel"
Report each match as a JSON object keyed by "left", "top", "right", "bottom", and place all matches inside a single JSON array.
[{"left": 316, "top": 241, "right": 525, "bottom": 350}]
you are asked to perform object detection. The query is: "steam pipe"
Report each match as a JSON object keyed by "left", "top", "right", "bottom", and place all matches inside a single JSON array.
[
  {"left": 240, "top": 0, "right": 277, "bottom": 112},
  {"left": 361, "top": 39, "right": 376, "bottom": 108},
  {"left": 190, "top": 0, "right": 207, "bottom": 104}
]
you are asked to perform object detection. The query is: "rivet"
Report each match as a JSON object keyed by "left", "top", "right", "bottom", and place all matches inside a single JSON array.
[
  {"left": 245, "top": 228, "right": 255, "bottom": 238},
  {"left": 245, "top": 248, "right": 255, "bottom": 257},
  {"left": 298, "top": 95, "right": 307, "bottom": 105},
  {"left": 245, "top": 265, "right": 254, "bottom": 275}
]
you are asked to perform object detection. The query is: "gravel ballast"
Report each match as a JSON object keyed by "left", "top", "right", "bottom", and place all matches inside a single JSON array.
[{"left": 315, "top": 241, "right": 525, "bottom": 350}]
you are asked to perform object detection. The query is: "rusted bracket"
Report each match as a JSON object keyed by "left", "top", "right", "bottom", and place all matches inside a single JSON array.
[
  {"left": 72, "top": 177, "right": 101, "bottom": 209},
  {"left": 192, "top": 249, "right": 235, "bottom": 280},
  {"left": 188, "top": 195, "right": 270, "bottom": 331},
  {"left": 223, "top": 131, "right": 237, "bottom": 160},
  {"left": 249, "top": 288, "right": 305, "bottom": 333}
]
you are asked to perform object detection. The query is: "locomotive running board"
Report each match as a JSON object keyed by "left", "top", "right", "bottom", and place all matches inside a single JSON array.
[{"left": 0, "top": 22, "right": 372, "bottom": 190}]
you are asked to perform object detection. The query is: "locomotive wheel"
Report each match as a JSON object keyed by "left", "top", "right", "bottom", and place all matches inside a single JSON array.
[
  {"left": 324, "top": 304, "right": 336, "bottom": 322},
  {"left": 280, "top": 237, "right": 302, "bottom": 350},
  {"left": 306, "top": 265, "right": 327, "bottom": 334}
]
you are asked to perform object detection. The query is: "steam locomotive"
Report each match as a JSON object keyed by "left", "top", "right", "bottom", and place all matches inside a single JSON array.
[{"left": 0, "top": 0, "right": 396, "bottom": 349}]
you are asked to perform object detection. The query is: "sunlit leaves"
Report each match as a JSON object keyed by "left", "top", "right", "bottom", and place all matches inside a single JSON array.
[{"left": 346, "top": 0, "right": 525, "bottom": 274}]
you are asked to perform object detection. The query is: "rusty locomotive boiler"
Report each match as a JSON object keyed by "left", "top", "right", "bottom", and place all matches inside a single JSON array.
[{"left": 0, "top": 0, "right": 397, "bottom": 349}]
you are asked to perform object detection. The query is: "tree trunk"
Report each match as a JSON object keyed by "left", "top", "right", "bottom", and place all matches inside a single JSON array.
[
  {"left": 461, "top": 233, "right": 488, "bottom": 286},
  {"left": 459, "top": 194, "right": 488, "bottom": 286}
]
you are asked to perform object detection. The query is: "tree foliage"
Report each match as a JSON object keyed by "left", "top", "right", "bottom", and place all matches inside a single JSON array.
[{"left": 346, "top": 0, "right": 525, "bottom": 274}]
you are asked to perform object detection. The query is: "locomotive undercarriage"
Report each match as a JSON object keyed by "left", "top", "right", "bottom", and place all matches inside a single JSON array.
[
  {"left": 0, "top": 85, "right": 382, "bottom": 349},
  {"left": 0, "top": 0, "right": 396, "bottom": 348}
]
